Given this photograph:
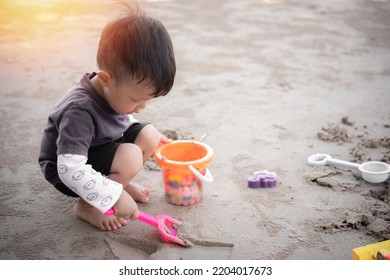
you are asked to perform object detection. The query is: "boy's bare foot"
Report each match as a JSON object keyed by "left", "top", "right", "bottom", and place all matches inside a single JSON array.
[
  {"left": 124, "top": 182, "right": 150, "bottom": 203},
  {"left": 74, "top": 199, "right": 128, "bottom": 231}
]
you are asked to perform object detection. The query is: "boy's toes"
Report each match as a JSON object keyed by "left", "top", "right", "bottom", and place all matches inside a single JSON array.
[
  {"left": 115, "top": 218, "right": 128, "bottom": 227},
  {"left": 125, "top": 183, "right": 151, "bottom": 203},
  {"left": 139, "top": 188, "right": 150, "bottom": 203}
]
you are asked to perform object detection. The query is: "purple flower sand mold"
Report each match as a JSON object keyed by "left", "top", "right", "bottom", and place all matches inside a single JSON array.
[{"left": 247, "top": 170, "right": 277, "bottom": 188}]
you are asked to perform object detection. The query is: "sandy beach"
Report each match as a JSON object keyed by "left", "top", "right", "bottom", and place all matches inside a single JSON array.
[{"left": 0, "top": 0, "right": 389, "bottom": 260}]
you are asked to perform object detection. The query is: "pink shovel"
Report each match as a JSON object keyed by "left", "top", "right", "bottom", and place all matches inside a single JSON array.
[{"left": 104, "top": 208, "right": 190, "bottom": 247}]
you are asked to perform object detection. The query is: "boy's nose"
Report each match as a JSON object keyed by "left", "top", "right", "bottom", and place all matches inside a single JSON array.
[
  {"left": 140, "top": 100, "right": 149, "bottom": 109},
  {"left": 135, "top": 101, "right": 148, "bottom": 112}
]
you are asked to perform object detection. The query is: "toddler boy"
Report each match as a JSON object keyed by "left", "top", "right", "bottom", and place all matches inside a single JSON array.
[{"left": 38, "top": 3, "right": 175, "bottom": 231}]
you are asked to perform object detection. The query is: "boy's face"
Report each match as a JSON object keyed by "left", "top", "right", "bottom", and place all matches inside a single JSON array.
[{"left": 98, "top": 73, "right": 155, "bottom": 114}]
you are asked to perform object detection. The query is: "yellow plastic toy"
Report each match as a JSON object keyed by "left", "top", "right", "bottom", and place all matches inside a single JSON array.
[{"left": 352, "top": 240, "right": 390, "bottom": 260}]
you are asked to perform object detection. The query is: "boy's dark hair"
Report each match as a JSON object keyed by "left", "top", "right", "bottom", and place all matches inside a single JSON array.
[{"left": 97, "top": 3, "right": 176, "bottom": 97}]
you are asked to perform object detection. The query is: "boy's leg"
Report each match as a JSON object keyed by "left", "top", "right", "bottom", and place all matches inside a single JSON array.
[
  {"left": 74, "top": 123, "right": 161, "bottom": 230},
  {"left": 133, "top": 124, "right": 161, "bottom": 162},
  {"left": 119, "top": 124, "right": 162, "bottom": 202},
  {"left": 109, "top": 143, "right": 150, "bottom": 203},
  {"left": 74, "top": 143, "right": 143, "bottom": 231}
]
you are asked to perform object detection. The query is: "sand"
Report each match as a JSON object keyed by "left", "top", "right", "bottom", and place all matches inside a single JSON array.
[{"left": 0, "top": 0, "right": 389, "bottom": 260}]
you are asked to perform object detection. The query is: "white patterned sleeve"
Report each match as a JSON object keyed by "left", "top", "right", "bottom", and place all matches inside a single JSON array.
[{"left": 57, "top": 154, "right": 123, "bottom": 214}]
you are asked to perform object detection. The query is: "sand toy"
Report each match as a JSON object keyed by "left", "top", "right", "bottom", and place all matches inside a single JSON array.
[
  {"left": 247, "top": 170, "right": 278, "bottom": 188},
  {"left": 307, "top": 153, "right": 390, "bottom": 184},
  {"left": 154, "top": 140, "right": 213, "bottom": 206},
  {"left": 352, "top": 240, "right": 390, "bottom": 260},
  {"left": 104, "top": 208, "right": 190, "bottom": 247}
]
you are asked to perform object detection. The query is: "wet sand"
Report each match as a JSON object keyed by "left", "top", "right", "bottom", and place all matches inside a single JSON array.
[{"left": 0, "top": 0, "right": 389, "bottom": 260}]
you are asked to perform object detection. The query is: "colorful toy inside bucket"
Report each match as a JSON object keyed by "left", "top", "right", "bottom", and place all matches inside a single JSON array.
[{"left": 154, "top": 140, "right": 213, "bottom": 206}]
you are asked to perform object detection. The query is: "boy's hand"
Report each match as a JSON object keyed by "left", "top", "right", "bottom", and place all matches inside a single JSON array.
[
  {"left": 159, "top": 133, "right": 172, "bottom": 145},
  {"left": 112, "top": 190, "right": 139, "bottom": 220}
]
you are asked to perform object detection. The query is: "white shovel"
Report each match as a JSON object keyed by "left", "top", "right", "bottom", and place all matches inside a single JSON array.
[{"left": 307, "top": 153, "right": 390, "bottom": 184}]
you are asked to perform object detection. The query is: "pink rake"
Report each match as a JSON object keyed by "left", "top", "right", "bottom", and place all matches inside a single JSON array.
[{"left": 104, "top": 208, "right": 190, "bottom": 247}]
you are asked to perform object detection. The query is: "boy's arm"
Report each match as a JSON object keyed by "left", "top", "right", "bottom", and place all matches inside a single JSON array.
[{"left": 57, "top": 154, "right": 123, "bottom": 214}]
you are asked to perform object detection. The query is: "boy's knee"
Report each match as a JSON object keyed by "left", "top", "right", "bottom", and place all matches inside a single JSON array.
[
  {"left": 137, "top": 124, "right": 161, "bottom": 152},
  {"left": 121, "top": 143, "right": 143, "bottom": 162},
  {"left": 114, "top": 143, "right": 143, "bottom": 174}
]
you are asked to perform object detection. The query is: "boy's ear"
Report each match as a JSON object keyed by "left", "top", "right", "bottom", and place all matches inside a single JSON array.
[{"left": 96, "top": 70, "right": 112, "bottom": 87}]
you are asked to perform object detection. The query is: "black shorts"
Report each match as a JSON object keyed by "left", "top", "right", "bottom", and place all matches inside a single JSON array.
[{"left": 54, "top": 122, "right": 149, "bottom": 197}]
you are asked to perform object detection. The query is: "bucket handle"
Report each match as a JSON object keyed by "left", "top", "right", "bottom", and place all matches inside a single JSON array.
[{"left": 189, "top": 165, "right": 213, "bottom": 183}]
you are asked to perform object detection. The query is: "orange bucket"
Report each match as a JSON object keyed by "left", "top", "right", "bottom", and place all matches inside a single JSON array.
[{"left": 154, "top": 140, "right": 214, "bottom": 206}]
